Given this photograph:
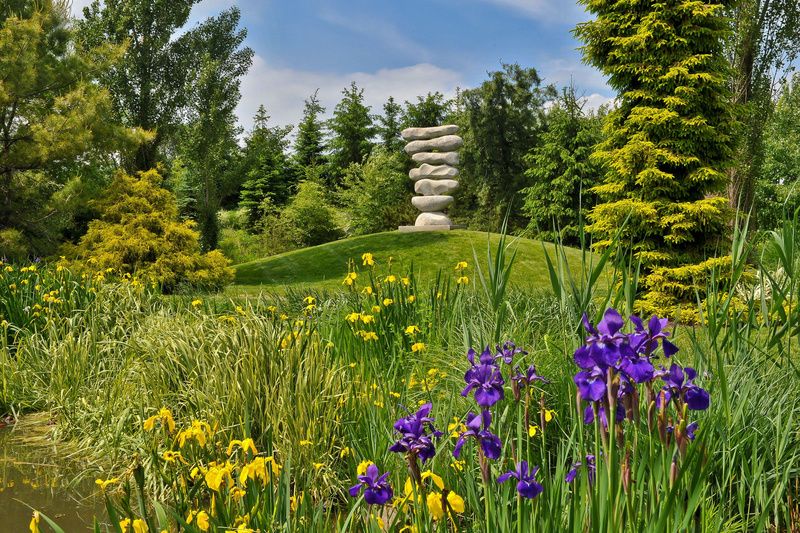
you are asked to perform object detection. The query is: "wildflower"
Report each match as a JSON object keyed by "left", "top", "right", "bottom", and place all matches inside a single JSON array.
[
  {"left": 240, "top": 456, "right": 281, "bottom": 483},
  {"left": 450, "top": 459, "right": 465, "bottom": 472},
  {"left": 362, "top": 331, "right": 378, "bottom": 341},
  {"left": 357, "top": 460, "right": 374, "bottom": 476},
  {"left": 453, "top": 411, "right": 502, "bottom": 460},
  {"left": 383, "top": 298, "right": 394, "bottom": 306},
  {"left": 456, "top": 276, "right": 469, "bottom": 284},
  {"left": 407, "top": 294, "right": 416, "bottom": 303},
  {"left": 401, "top": 276, "right": 410, "bottom": 286},
  {"left": 405, "top": 324, "right": 421, "bottom": 336},
  {"left": 119, "top": 518, "right": 131, "bottom": 532},
  {"left": 660, "top": 364, "right": 710, "bottom": 410},
  {"left": 346, "top": 312, "right": 361, "bottom": 323},
  {"left": 455, "top": 261, "right": 468, "bottom": 271},
  {"left": 205, "top": 463, "right": 233, "bottom": 491},
  {"left": 313, "top": 462, "right": 325, "bottom": 470},
  {"left": 230, "top": 486, "right": 246, "bottom": 501},
  {"left": 191, "top": 299, "right": 202, "bottom": 307},
  {"left": 528, "top": 424, "right": 539, "bottom": 437},
  {"left": 363, "top": 286, "right": 374, "bottom": 295},
  {"left": 342, "top": 271, "right": 358, "bottom": 286},
  {"left": 95, "top": 477, "right": 119, "bottom": 491},
  {"left": 497, "top": 461, "right": 543, "bottom": 499},
  {"left": 303, "top": 295, "right": 316, "bottom": 305},
  {"left": 371, "top": 305, "right": 381, "bottom": 313},
  {"left": 299, "top": 439, "right": 313, "bottom": 446},
  {"left": 447, "top": 417, "right": 466, "bottom": 438},
  {"left": 161, "top": 450, "right": 187, "bottom": 464},
  {"left": 384, "top": 275, "right": 397, "bottom": 283},
  {"left": 187, "top": 510, "right": 210, "bottom": 531},
  {"left": 427, "top": 490, "right": 466, "bottom": 520},
  {"left": 411, "top": 342, "right": 426, "bottom": 353},
  {"left": 143, "top": 408, "right": 175, "bottom": 433},
  {"left": 360, "top": 314, "right": 374, "bottom": 324},
  {"left": 496, "top": 341, "right": 527, "bottom": 365},
  {"left": 29, "top": 511, "right": 40, "bottom": 533},
  {"left": 178, "top": 420, "right": 211, "bottom": 448},
  {"left": 543, "top": 409, "right": 556, "bottom": 422},
  {"left": 462, "top": 348, "right": 505, "bottom": 408},
  {"left": 349, "top": 463, "right": 394, "bottom": 505},
  {"left": 132, "top": 519, "right": 148, "bottom": 533},
  {"left": 371, "top": 515, "right": 385, "bottom": 529},
  {"left": 389, "top": 402, "right": 442, "bottom": 463},
  {"left": 340, "top": 447, "right": 351, "bottom": 458},
  {"left": 227, "top": 438, "right": 258, "bottom": 456},
  {"left": 565, "top": 454, "right": 596, "bottom": 485},
  {"left": 362, "top": 253, "right": 375, "bottom": 266}
]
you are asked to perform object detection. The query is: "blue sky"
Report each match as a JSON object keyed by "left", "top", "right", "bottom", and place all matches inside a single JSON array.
[{"left": 72, "top": 0, "right": 613, "bottom": 131}]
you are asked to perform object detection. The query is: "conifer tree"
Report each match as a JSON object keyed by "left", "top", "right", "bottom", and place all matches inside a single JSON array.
[
  {"left": 378, "top": 96, "right": 404, "bottom": 152},
  {"left": 328, "top": 81, "right": 375, "bottom": 183},
  {"left": 238, "top": 106, "right": 295, "bottom": 228},
  {"left": 575, "top": 0, "right": 737, "bottom": 320},
  {"left": 401, "top": 92, "right": 451, "bottom": 128},
  {"left": 294, "top": 90, "right": 327, "bottom": 168},
  {"left": 522, "top": 86, "right": 605, "bottom": 243}
]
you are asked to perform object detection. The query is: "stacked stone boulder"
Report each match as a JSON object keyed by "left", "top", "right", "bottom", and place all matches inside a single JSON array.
[{"left": 402, "top": 125, "right": 462, "bottom": 227}]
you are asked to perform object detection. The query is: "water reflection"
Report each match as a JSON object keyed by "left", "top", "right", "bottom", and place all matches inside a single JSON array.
[{"left": 0, "top": 425, "right": 104, "bottom": 531}]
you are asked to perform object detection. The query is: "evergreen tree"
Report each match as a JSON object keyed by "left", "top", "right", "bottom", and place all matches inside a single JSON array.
[
  {"left": 0, "top": 0, "right": 146, "bottom": 259},
  {"left": 70, "top": 168, "right": 233, "bottom": 293},
  {"left": 575, "top": 0, "right": 737, "bottom": 320},
  {"left": 454, "top": 64, "right": 554, "bottom": 230},
  {"left": 239, "top": 106, "right": 295, "bottom": 228},
  {"left": 378, "top": 96, "right": 404, "bottom": 152},
  {"left": 293, "top": 90, "right": 326, "bottom": 168},
  {"left": 401, "top": 92, "right": 451, "bottom": 128},
  {"left": 522, "top": 86, "right": 606, "bottom": 243},
  {"left": 327, "top": 82, "right": 375, "bottom": 183}
]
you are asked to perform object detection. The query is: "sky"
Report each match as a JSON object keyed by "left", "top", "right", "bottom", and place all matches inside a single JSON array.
[{"left": 70, "top": 0, "right": 614, "bottom": 133}]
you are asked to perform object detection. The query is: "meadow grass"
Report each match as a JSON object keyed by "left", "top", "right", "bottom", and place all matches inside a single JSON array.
[{"left": 3, "top": 229, "right": 800, "bottom": 532}]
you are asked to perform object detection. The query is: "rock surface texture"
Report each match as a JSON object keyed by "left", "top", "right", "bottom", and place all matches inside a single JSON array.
[{"left": 401, "top": 125, "right": 462, "bottom": 228}]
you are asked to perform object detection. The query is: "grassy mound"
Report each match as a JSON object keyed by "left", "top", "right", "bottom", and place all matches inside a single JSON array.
[{"left": 233, "top": 230, "right": 591, "bottom": 292}]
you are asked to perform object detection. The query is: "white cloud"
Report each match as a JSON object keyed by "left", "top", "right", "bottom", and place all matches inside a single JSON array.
[
  {"left": 580, "top": 93, "right": 616, "bottom": 112},
  {"left": 237, "top": 56, "right": 463, "bottom": 133}
]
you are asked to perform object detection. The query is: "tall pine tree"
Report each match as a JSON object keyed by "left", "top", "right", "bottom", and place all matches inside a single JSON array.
[
  {"left": 327, "top": 81, "right": 375, "bottom": 184},
  {"left": 294, "top": 90, "right": 326, "bottom": 168},
  {"left": 575, "top": 0, "right": 737, "bottom": 320},
  {"left": 239, "top": 106, "right": 295, "bottom": 228},
  {"left": 378, "top": 96, "right": 404, "bottom": 152}
]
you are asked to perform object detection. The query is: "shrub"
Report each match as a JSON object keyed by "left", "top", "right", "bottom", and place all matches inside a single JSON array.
[
  {"left": 67, "top": 168, "right": 233, "bottom": 292},
  {"left": 280, "top": 181, "right": 343, "bottom": 247}
]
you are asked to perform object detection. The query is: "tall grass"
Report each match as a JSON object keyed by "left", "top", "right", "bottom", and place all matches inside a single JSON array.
[{"left": 3, "top": 225, "right": 800, "bottom": 531}]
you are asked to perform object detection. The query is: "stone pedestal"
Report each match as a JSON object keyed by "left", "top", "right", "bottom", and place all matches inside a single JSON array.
[{"left": 400, "top": 125, "right": 462, "bottom": 230}]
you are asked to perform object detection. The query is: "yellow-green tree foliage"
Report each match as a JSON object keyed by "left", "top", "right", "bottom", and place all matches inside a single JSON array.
[
  {"left": 576, "top": 0, "right": 737, "bottom": 321},
  {"left": 70, "top": 169, "right": 233, "bottom": 292},
  {"left": 0, "top": 1, "right": 148, "bottom": 258}
]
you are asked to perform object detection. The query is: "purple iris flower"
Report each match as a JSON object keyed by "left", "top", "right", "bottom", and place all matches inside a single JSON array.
[
  {"left": 661, "top": 364, "right": 710, "bottom": 411},
  {"left": 389, "top": 402, "right": 442, "bottom": 463},
  {"left": 573, "top": 367, "right": 607, "bottom": 402},
  {"left": 453, "top": 411, "right": 502, "bottom": 460},
  {"left": 467, "top": 346, "right": 495, "bottom": 366},
  {"left": 497, "top": 461, "right": 543, "bottom": 499},
  {"left": 565, "top": 454, "right": 596, "bottom": 484},
  {"left": 349, "top": 464, "right": 393, "bottom": 505},
  {"left": 629, "top": 314, "right": 678, "bottom": 357},
  {"left": 685, "top": 421, "right": 698, "bottom": 440},
  {"left": 462, "top": 360, "right": 505, "bottom": 408},
  {"left": 511, "top": 364, "right": 548, "bottom": 387},
  {"left": 574, "top": 309, "right": 634, "bottom": 370},
  {"left": 620, "top": 353, "right": 654, "bottom": 383},
  {"left": 496, "top": 341, "right": 527, "bottom": 365}
]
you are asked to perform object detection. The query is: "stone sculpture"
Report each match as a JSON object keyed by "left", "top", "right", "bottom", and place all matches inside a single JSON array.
[{"left": 400, "top": 125, "right": 462, "bottom": 230}]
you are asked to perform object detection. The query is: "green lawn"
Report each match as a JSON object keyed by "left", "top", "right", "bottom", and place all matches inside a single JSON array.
[{"left": 232, "top": 230, "right": 594, "bottom": 293}]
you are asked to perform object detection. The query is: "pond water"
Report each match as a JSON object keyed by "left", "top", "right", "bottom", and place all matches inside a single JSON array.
[{"left": 0, "top": 425, "right": 104, "bottom": 531}]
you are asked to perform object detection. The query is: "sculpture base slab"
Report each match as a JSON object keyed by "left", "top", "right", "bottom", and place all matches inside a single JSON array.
[{"left": 397, "top": 225, "right": 466, "bottom": 233}]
